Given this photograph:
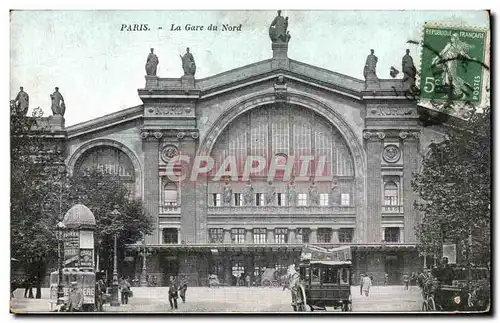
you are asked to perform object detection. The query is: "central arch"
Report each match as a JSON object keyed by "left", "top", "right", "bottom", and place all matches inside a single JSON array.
[
  {"left": 198, "top": 91, "right": 366, "bottom": 179},
  {"left": 197, "top": 90, "right": 367, "bottom": 242}
]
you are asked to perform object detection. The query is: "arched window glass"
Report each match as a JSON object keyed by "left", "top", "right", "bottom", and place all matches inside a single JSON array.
[
  {"left": 164, "top": 182, "right": 178, "bottom": 206},
  {"left": 384, "top": 181, "right": 399, "bottom": 205}
]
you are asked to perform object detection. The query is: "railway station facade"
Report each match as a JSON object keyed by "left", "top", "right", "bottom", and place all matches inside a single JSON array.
[{"left": 59, "top": 27, "right": 450, "bottom": 287}]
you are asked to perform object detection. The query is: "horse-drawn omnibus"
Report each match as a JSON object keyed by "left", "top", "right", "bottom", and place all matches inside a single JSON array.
[{"left": 290, "top": 245, "right": 353, "bottom": 312}]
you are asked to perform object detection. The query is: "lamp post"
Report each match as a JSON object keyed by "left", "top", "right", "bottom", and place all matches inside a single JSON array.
[
  {"left": 56, "top": 221, "right": 66, "bottom": 305},
  {"left": 140, "top": 234, "right": 149, "bottom": 287},
  {"left": 110, "top": 207, "right": 121, "bottom": 307}
]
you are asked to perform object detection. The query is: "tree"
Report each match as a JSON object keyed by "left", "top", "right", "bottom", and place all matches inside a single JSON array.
[
  {"left": 412, "top": 106, "right": 491, "bottom": 267},
  {"left": 10, "top": 104, "right": 66, "bottom": 298},
  {"left": 65, "top": 170, "right": 153, "bottom": 281},
  {"left": 11, "top": 102, "right": 153, "bottom": 296}
]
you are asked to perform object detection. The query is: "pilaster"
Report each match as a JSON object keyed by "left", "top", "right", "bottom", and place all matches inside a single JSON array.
[
  {"left": 363, "top": 130, "right": 384, "bottom": 243},
  {"left": 141, "top": 132, "right": 160, "bottom": 245},
  {"left": 400, "top": 131, "right": 420, "bottom": 242},
  {"left": 310, "top": 228, "right": 318, "bottom": 244}
]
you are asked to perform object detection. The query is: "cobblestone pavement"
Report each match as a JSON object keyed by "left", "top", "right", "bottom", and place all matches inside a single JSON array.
[{"left": 10, "top": 285, "right": 423, "bottom": 313}]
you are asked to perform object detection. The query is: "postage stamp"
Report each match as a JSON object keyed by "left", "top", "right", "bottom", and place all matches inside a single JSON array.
[{"left": 418, "top": 24, "right": 490, "bottom": 119}]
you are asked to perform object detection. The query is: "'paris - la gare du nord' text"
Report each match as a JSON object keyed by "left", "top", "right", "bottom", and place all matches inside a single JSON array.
[{"left": 120, "top": 23, "right": 243, "bottom": 32}]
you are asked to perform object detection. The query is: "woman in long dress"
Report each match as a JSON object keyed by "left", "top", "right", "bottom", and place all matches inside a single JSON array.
[{"left": 361, "top": 275, "right": 372, "bottom": 297}]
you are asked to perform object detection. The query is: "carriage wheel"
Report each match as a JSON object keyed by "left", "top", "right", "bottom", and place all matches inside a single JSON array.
[
  {"left": 262, "top": 279, "right": 271, "bottom": 287},
  {"left": 422, "top": 301, "right": 428, "bottom": 312},
  {"left": 297, "top": 304, "right": 307, "bottom": 312},
  {"left": 428, "top": 297, "right": 436, "bottom": 311}
]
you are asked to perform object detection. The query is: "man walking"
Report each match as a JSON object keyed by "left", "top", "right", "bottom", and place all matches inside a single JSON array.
[
  {"left": 361, "top": 274, "right": 372, "bottom": 297},
  {"left": 179, "top": 275, "right": 188, "bottom": 304},
  {"left": 403, "top": 272, "right": 410, "bottom": 291},
  {"left": 384, "top": 272, "right": 389, "bottom": 287},
  {"left": 119, "top": 277, "right": 131, "bottom": 305},
  {"left": 359, "top": 274, "right": 364, "bottom": 295},
  {"left": 168, "top": 276, "right": 179, "bottom": 310}
]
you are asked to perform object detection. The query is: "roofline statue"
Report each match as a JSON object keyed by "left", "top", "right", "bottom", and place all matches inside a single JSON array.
[{"left": 269, "top": 10, "right": 291, "bottom": 43}]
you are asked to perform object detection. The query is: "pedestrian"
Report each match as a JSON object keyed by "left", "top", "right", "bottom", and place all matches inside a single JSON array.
[
  {"left": 24, "top": 276, "right": 34, "bottom": 298},
  {"left": 120, "top": 277, "right": 131, "bottom": 305},
  {"left": 369, "top": 273, "right": 374, "bottom": 285},
  {"left": 361, "top": 274, "right": 372, "bottom": 297},
  {"left": 95, "top": 278, "right": 105, "bottom": 311},
  {"left": 67, "top": 281, "right": 84, "bottom": 312},
  {"left": 179, "top": 275, "right": 188, "bottom": 303},
  {"left": 403, "top": 272, "right": 409, "bottom": 291},
  {"left": 410, "top": 272, "right": 416, "bottom": 289},
  {"left": 245, "top": 274, "right": 251, "bottom": 288},
  {"left": 168, "top": 276, "right": 178, "bottom": 309},
  {"left": 384, "top": 272, "right": 389, "bottom": 287},
  {"left": 359, "top": 274, "right": 364, "bottom": 295}
]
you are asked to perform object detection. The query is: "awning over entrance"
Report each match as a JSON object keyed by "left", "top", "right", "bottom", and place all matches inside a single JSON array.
[{"left": 126, "top": 243, "right": 418, "bottom": 253}]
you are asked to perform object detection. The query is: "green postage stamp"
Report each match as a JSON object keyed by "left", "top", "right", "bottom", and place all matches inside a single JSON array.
[{"left": 419, "top": 24, "right": 489, "bottom": 119}]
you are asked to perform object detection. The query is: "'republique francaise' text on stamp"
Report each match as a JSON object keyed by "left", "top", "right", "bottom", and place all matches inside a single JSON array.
[{"left": 419, "top": 25, "right": 488, "bottom": 112}]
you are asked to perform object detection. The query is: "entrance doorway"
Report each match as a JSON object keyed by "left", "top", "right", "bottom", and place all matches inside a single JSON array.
[
  {"left": 384, "top": 254, "right": 402, "bottom": 285},
  {"left": 160, "top": 255, "right": 179, "bottom": 286}
]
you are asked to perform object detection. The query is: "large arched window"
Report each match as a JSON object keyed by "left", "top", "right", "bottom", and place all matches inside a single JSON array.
[
  {"left": 163, "top": 182, "right": 178, "bottom": 206},
  {"left": 384, "top": 181, "right": 399, "bottom": 205},
  {"left": 74, "top": 145, "right": 136, "bottom": 195},
  {"left": 210, "top": 104, "right": 354, "bottom": 177}
]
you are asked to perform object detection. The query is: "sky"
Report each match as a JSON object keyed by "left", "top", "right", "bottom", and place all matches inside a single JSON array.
[{"left": 10, "top": 10, "right": 489, "bottom": 126}]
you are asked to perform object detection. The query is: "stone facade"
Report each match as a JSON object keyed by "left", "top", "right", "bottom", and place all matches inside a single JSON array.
[{"left": 58, "top": 43, "right": 450, "bottom": 287}]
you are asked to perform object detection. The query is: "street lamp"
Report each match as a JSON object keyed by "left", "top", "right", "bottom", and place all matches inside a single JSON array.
[
  {"left": 56, "top": 221, "right": 66, "bottom": 305},
  {"left": 110, "top": 207, "right": 122, "bottom": 307},
  {"left": 140, "top": 234, "right": 149, "bottom": 287}
]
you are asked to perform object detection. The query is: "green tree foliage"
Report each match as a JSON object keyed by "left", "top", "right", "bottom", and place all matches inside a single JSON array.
[
  {"left": 66, "top": 170, "right": 153, "bottom": 280},
  {"left": 412, "top": 107, "right": 491, "bottom": 267},
  {"left": 11, "top": 103, "right": 152, "bottom": 294},
  {"left": 10, "top": 104, "right": 67, "bottom": 298}
]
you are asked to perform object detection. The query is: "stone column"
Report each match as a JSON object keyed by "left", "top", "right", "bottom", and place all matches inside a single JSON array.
[
  {"left": 401, "top": 131, "right": 420, "bottom": 242},
  {"left": 267, "top": 229, "right": 274, "bottom": 244},
  {"left": 289, "top": 229, "right": 296, "bottom": 243},
  {"left": 223, "top": 229, "right": 231, "bottom": 244},
  {"left": 310, "top": 228, "right": 318, "bottom": 244},
  {"left": 364, "top": 131, "right": 384, "bottom": 243},
  {"left": 331, "top": 229, "right": 339, "bottom": 244},
  {"left": 399, "top": 227, "right": 405, "bottom": 243},
  {"left": 246, "top": 229, "right": 253, "bottom": 244},
  {"left": 142, "top": 132, "right": 160, "bottom": 244}
]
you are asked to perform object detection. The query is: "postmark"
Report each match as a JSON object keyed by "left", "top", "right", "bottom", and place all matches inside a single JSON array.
[{"left": 418, "top": 24, "right": 489, "bottom": 120}]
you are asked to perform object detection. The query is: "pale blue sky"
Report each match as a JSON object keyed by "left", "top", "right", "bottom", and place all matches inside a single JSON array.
[{"left": 10, "top": 10, "right": 489, "bottom": 126}]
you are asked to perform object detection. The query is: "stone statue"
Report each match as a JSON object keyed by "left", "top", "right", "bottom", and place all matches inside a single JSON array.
[
  {"left": 309, "top": 181, "right": 320, "bottom": 206},
  {"left": 145, "top": 48, "right": 159, "bottom": 76},
  {"left": 14, "top": 86, "right": 29, "bottom": 116},
  {"left": 288, "top": 180, "right": 297, "bottom": 207},
  {"left": 402, "top": 49, "right": 417, "bottom": 84},
  {"left": 243, "top": 180, "right": 254, "bottom": 206},
  {"left": 363, "top": 49, "right": 378, "bottom": 80},
  {"left": 180, "top": 47, "right": 196, "bottom": 76},
  {"left": 265, "top": 181, "right": 276, "bottom": 206},
  {"left": 50, "top": 87, "right": 66, "bottom": 116},
  {"left": 222, "top": 180, "right": 233, "bottom": 206},
  {"left": 331, "top": 179, "right": 341, "bottom": 206},
  {"left": 269, "top": 10, "right": 291, "bottom": 43}
]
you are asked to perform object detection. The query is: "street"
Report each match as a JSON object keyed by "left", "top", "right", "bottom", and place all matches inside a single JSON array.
[{"left": 11, "top": 285, "right": 423, "bottom": 313}]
